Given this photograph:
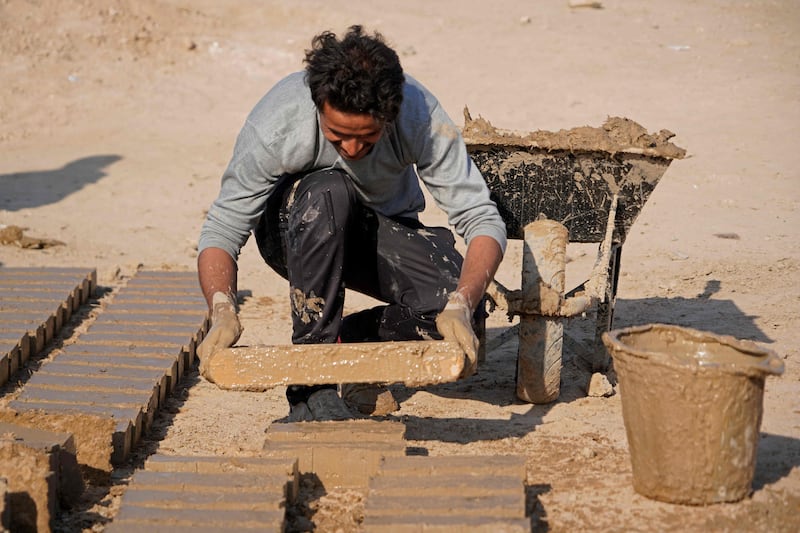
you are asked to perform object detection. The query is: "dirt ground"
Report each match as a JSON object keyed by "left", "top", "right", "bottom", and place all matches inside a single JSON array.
[{"left": 1, "top": 0, "right": 798, "bottom": 531}]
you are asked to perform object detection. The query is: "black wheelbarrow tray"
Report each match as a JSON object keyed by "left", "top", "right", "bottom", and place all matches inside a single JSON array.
[{"left": 462, "top": 109, "right": 686, "bottom": 403}]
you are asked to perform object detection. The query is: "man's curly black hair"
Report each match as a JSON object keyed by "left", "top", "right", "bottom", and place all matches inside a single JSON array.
[{"left": 304, "top": 25, "right": 404, "bottom": 123}]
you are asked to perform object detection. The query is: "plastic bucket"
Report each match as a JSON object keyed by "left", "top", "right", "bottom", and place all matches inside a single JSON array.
[{"left": 603, "top": 324, "right": 784, "bottom": 504}]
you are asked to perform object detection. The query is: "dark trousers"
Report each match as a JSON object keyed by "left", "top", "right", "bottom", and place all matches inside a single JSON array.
[{"left": 255, "top": 169, "right": 464, "bottom": 404}]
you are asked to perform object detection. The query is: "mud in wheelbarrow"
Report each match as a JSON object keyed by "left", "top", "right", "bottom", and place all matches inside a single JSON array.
[{"left": 463, "top": 110, "right": 686, "bottom": 403}]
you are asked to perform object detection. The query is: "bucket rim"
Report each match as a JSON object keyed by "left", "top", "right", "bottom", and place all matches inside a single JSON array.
[{"left": 602, "top": 323, "right": 784, "bottom": 377}]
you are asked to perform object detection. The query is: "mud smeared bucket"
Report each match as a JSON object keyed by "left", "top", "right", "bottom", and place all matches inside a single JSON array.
[{"left": 603, "top": 324, "right": 784, "bottom": 505}]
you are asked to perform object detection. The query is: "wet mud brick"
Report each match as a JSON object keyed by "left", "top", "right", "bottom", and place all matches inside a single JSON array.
[
  {"left": 105, "top": 454, "right": 297, "bottom": 532},
  {"left": 0, "top": 422, "right": 84, "bottom": 533},
  {"left": 263, "top": 420, "right": 406, "bottom": 489},
  {"left": 0, "top": 267, "right": 96, "bottom": 386},
  {"left": 363, "top": 455, "right": 529, "bottom": 532},
  {"left": 0, "top": 478, "right": 7, "bottom": 531},
  {"left": 2, "top": 270, "right": 207, "bottom": 474},
  {"left": 206, "top": 340, "right": 466, "bottom": 391}
]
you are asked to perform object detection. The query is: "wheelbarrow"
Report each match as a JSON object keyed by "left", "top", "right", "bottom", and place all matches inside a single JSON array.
[{"left": 462, "top": 109, "right": 686, "bottom": 404}]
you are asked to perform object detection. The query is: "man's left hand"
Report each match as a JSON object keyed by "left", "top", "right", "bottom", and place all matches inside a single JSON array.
[{"left": 435, "top": 292, "right": 479, "bottom": 377}]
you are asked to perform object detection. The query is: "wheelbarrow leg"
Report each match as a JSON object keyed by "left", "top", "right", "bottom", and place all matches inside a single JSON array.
[
  {"left": 592, "top": 243, "right": 622, "bottom": 372},
  {"left": 516, "top": 220, "right": 567, "bottom": 404}
]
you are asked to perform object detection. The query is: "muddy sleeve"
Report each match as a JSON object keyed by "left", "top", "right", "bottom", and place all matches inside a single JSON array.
[
  {"left": 198, "top": 120, "right": 281, "bottom": 260},
  {"left": 415, "top": 102, "right": 507, "bottom": 253}
]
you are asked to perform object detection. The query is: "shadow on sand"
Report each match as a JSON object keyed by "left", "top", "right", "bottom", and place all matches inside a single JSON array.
[{"left": 0, "top": 155, "right": 121, "bottom": 211}]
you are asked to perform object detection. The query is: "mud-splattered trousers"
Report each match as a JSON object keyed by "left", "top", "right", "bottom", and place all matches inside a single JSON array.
[{"left": 255, "top": 169, "right": 465, "bottom": 404}]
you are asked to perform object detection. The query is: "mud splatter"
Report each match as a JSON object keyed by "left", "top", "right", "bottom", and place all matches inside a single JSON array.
[
  {"left": 290, "top": 288, "right": 325, "bottom": 324},
  {"left": 462, "top": 107, "right": 686, "bottom": 159},
  {"left": 301, "top": 205, "right": 320, "bottom": 223}
]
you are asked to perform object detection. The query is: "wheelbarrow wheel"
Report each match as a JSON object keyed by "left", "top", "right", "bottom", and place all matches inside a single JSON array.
[
  {"left": 517, "top": 316, "right": 563, "bottom": 403},
  {"left": 515, "top": 219, "right": 567, "bottom": 404}
]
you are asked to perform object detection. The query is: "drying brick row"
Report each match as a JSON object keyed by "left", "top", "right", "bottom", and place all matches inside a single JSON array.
[
  {"left": 363, "top": 455, "right": 530, "bottom": 532},
  {"left": 105, "top": 454, "right": 297, "bottom": 532},
  {"left": 1, "top": 270, "right": 208, "bottom": 474},
  {"left": 0, "top": 267, "right": 96, "bottom": 386}
]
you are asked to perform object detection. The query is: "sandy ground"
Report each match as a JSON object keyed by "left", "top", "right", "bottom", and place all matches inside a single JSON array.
[{"left": 1, "top": 0, "right": 799, "bottom": 531}]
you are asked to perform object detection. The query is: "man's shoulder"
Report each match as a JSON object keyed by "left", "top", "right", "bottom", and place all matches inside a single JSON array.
[
  {"left": 396, "top": 74, "right": 440, "bottom": 130},
  {"left": 273, "top": 71, "right": 310, "bottom": 92},
  {"left": 401, "top": 74, "right": 437, "bottom": 112},
  {"left": 246, "top": 72, "right": 316, "bottom": 137}
]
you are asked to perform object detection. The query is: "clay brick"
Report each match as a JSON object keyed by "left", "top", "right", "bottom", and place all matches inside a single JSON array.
[
  {"left": 0, "top": 423, "right": 85, "bottom": 532},
  {"left": 0, "top": 437, "right": 57, "bottom": 532},
  {"left": 100, "top": 302, "right": 206, "bottom": 315},
  {"left": 0, "top": 477, "right": 8, "bottom": 531},
  {"left": 18, "top": 383, "right": 155, "bottom": 410},
  {"left": 119, "top": 284, "right": 198, "bottom": 293},
  {"left": 88, "top": 321, "right": 203, "bottom": 339},
  {"left": 263, "top": 421, "right": 405, "bottom": 489},
  {"left": 111, "top": 506, "right": 284, "bottom": 530},
  {"left": 206, "top": 340, "right": 466, "bottom": 390},
  {"left": 105, "top": 524, "right": 267, "bottom": 533},
  {"left": 362, "top": 515, "right": 530, "bottom": 532},
  {"left": 0, "top": 333, "right": 29, "bottom": 378},
  {"left": 0, "top": 422, "right": 83, "bottom": 507},
  {"left": 123, "top": 271, "right": 202, "bottom": 288},
  {"left": 67, "top": 343, "right": 176, "bottom": 355},
  {"left": 64, "top": 345, "right": 188, "bottom": 377},
  {"left": 0, "top": 266, "right": 94, "bottom": 279},
  {"left": 112, "top": 293, "right": 206, "bottom": 305},
  {"left": 130, "top": 470, "right": 288, "bottom": 491},
  {"left": 120, "top": 488, "right": 278, "bottom": 509},
  {"left": 377, "top": 454, "right": 526, "bottom": 478},
  {"left": 366, "top": 494, "right": 525, "bottom": 518},
  {"left": 43, "top": 361, "right": 169, "bottom": 381},
  {"left": 3, "top": 402, "right": 140, "bottom": 470},
  {"left": 101, "top": 311, "right": 206, "bottom": 326},
  {"left": 265, "top": 419, "right": 405, "bottom": 444},
  {"left": 0, "top": 352, "right": 9, "bottom": 386},
  {"left": 77, "top": 331, "right": 196, "bottom": 348},
  {"left": 369, "top": 473, "right": 522, "bottom": 497},
  {"left": 55, "top": 351, "right": 180, "bottom": 394},
  {"left": 144, "top": 455, "right": 298, "bottom": 480}
]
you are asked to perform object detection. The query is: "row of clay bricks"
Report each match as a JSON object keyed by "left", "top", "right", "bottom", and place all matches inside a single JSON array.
[
  {"left": 3, "top": 270, "right": 209, "bottom": 470},
  {"left": 107, "top": 420, "right": 530, "bottom": 531},
  {"left": 0, "top": 270, "right": 209, "bottom": 531},
  {"left": 0, "top": 267, "right": 97, "bottom": 387},
  {"left": 105, "top": 454, "right": 299, "bottom": 532}
]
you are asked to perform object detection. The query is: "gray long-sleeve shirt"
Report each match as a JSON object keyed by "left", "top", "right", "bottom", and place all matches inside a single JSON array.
[{"left": 198, "top": 71, "right": 507, "bottom": 260}]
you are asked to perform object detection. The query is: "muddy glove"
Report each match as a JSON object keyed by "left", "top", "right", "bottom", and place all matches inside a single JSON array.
[
  {"left": 435, "top": 292, "right": 479, "bottom": 378},
  {"left": 197, "top": 291, "right": 243, "bottom": 377}
]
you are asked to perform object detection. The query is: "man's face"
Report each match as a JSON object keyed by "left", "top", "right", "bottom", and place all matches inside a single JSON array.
[{"left": 319, "top": 101, "right": 384, "bottom": 161}]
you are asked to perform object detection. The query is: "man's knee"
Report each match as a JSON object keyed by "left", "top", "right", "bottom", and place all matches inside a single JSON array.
[{"left": 289, "top": 169, "right": 354, "bottom": 214}]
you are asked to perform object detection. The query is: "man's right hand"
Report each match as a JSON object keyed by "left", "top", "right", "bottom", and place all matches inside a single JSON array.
[
  {"left": 197, "top": 291, "right": 243, "bottom": 376},
  {"left": 435, "top": 291, "right": 479, "bottom": 378}
]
